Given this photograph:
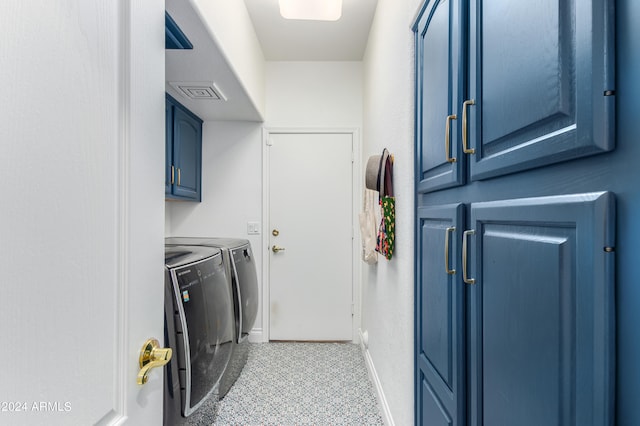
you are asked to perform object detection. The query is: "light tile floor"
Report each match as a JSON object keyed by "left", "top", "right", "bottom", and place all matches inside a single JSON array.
[{"left": 212, "top": 342, "right": 385, "bottom": 426}]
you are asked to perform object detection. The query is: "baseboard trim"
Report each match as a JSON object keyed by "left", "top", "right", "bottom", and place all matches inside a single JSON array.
[
  {"left": 248, "top": 328, "right": 263, "bottom": 343},
  {"left": 358, "top": 329, "right": 394, "bottom": 426}
]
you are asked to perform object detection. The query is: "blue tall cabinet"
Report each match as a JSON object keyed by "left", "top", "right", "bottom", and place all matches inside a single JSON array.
[{"left": 412, "top": 0, "right": 631, "bottom": 424}]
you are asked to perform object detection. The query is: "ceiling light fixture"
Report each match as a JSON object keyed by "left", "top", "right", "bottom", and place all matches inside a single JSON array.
[{"left": 278, "top": 0, "right": 343, "bottom": 21}]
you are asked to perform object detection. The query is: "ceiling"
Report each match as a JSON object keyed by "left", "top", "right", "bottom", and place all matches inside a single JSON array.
[
  {"left": 243, "top": 0, "right": 378, "bottom": 61},
  {"left": 165, "top": 0, "right": 378, "bottom": 122}
]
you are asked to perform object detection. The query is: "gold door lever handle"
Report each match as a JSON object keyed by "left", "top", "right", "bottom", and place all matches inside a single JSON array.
[
  {"left": 272, "top": 245, "right": 286, "bottom": 253},
  {"left": 137, "top": 338, "right": 172, "bottom": 385}
]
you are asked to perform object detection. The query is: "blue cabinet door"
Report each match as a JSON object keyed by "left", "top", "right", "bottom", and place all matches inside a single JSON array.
[
  {"left": 467, "top": 192, "right": 615, "bottom": 426},
  {"left": 172, "top": 106, "right": 202, "bottom": 200},
  {"left": 414, "top": 0, "right": 465, "bottom": 193},
  {"left": 165, "top": 94, "right": 202, "bottom": 201},
  {"left": 467, "top": 0, "right": 615, "bottom": 180},
  {"left": 416, "top": 204, "right": 465, "bottom": 426}
]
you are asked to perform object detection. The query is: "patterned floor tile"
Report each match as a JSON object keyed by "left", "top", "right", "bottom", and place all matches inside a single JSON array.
[{"left": 212, "top": 342, "right": 385, "bottom": 426}]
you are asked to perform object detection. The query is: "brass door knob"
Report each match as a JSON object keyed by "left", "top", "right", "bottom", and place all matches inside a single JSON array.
[
  {"left": 272, "top": 245, "right": 286, "bottom": 253},
  {"left": 137, "top": 338, "right": 172, "bottom": 385}
]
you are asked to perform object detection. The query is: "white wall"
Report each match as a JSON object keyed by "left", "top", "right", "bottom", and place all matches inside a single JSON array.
[
  {"left": 265, "top": 61, "right": 363, "bottom": 127},
  {"left": 361, "top": 0, "right": 423, "bottom": 425}
]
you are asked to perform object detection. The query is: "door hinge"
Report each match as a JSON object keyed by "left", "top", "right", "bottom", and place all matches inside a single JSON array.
[{"left": 351, "top": 304, "right": 355, "bottom": 316}]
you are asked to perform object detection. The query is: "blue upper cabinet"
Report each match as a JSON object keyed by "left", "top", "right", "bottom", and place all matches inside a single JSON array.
[
  {"left": 416, "top": 0, "right": 615, "bottom": 192},
  {"left": 415, "top": 0, "right": 466, "bottom": 193},
  {"left": 166, "top": 94, "right": 202, "bottom": 201},
  {"left": 467, "top": 0, "right": 615, "bottom": 180}
]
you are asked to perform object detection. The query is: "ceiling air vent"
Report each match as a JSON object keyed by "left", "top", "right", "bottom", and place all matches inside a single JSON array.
[{"left": 169, "top": 82, "right": 227, "bottom": 101}]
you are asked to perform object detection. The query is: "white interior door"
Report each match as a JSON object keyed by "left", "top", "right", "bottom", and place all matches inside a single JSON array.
[
  {"left": 0, "top": 1, "right": 165, "bottom": 425},
  {"left": 268, "top": 132, "right": 353, "bottom": 341}
]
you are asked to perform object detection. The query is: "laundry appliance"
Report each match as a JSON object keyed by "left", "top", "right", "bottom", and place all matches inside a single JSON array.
[
  {"left": 165, "top": 237, "right": 259, "bottom": 397},
  {"left": 163, "top": 245, "right": 234, "bottom": 425}
]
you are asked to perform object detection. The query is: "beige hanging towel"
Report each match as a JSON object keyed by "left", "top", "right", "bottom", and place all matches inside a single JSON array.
[{"left": 359, "top": 189, "right": 378, "bottom": 264}]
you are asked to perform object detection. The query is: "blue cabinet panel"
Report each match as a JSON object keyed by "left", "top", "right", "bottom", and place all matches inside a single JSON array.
[
  {"left": 468, "top": 0, "right": 615, "bottom": 180},
  {"left": 483, "top": 228, "right": 573, "bottom": 425},
  {"left": 614, "top": 0, "right": 640, "bottom": 422},
  {"left": 416, "top": 204, "right": 465, "bottom": 426},
  {"left": 415, "top": 0, "right": 465, "bottom": 193},
  {"left": 421, "top": 378, "right": 453, "bottom": 426},
  {"left": 468, "top": 192, "right": 615, "bottom": 426}
]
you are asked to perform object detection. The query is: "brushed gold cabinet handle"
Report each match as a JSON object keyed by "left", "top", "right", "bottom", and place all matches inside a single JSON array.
[
  {"left": 177, "top": 168, "right": 181, "bottom": 186},
  {"left": 462, "top": 230, "right": 476, "bottom": 284},
  {"left": 462, "top": 99, "right": 475, "bottom": 154},
  {"left": 445, "top": 227, "right": 456, "bottom": 275},
  {"left": 171, "top": 166, "right": 175, "bottom": 185},
  {"left": 445, "top": 114, "right": 457, "bottom": 163},
  {"left": 137, "top": 338, "right": 172, "bottom": 385}
]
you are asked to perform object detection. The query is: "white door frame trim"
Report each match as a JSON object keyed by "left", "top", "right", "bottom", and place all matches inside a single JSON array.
[{"left": 260, "top": 127, "right": 362, "bottom": 343}]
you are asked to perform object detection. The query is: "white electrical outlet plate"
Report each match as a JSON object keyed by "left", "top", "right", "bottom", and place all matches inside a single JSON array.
[{"left": 247, "top": 222, "right": 261, "bottom": 235}]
